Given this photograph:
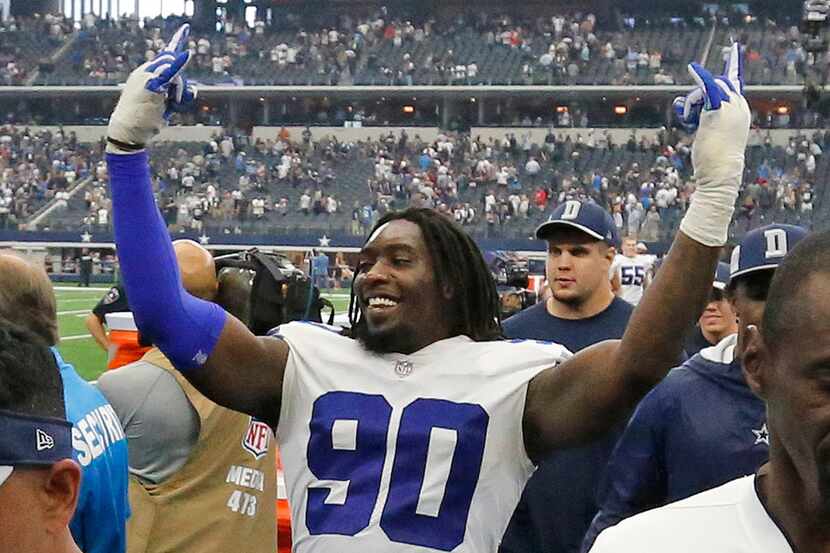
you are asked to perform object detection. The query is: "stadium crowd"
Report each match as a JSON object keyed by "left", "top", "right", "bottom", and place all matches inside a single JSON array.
[
  {"left": 33, "top": 124, "right": 822, "bottom": 247},
  {"left": 0, "top": 125, "right": 103, "bottom": 230},
  {"left": 23, "top": 7, "right": 825, "bottom": 88}
]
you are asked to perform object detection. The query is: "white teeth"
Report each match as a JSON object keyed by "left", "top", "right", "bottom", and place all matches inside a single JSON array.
[{"left": 368, "top": 297, "right": 398, "bottom": 307}]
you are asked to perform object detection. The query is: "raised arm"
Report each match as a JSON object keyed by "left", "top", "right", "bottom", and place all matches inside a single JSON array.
[
  {"left": 106, "top": 25, "right": 287, "bottom": 426},
  {"left": 523, "top": 44, "right": 750, "bottom": 461}
]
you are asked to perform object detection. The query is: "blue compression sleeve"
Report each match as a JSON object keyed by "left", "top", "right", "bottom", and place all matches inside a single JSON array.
[{"left": 107, "top": 152, "right": 226, "bottom": 371}]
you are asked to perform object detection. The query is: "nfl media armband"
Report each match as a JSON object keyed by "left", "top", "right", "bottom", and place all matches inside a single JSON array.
[{"left": 108, "top": 152, "right": 227, "bottom": 371}]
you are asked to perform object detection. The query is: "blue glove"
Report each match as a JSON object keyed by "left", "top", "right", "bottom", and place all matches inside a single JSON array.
[
  {"left": 675, "top": 42, "right": 751, "bottom": 247},
  {"left": 673, "top": 42, "right": 744, "bottom": 133},
  {"left": 107, "top": 24, "right": 196, "bottom": 153}
]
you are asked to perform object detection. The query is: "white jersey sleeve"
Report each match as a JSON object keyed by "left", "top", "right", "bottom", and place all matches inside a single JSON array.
[
  {"left": 273, "top": 322, "right": 570, "bottom": 553},
  {"left": 589, "top": 476, "right": 791, "bottom": 553}
]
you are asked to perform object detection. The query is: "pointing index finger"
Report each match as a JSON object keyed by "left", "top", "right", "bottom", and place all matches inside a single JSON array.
[
  {"left": 724, "top": 42, "right": 743, "bottom": 95},
  {"left": 165, "top": 23, "right": 191, "bottom": 54}
]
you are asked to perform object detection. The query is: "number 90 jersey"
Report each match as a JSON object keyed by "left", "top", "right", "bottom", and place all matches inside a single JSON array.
[{"left": 273, "top": 322, "right": 570, "bottom": 553}]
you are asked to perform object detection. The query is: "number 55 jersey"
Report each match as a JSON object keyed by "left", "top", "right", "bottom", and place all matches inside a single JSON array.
[{"left": 273, "top": 322, "right": 570, "bottom": 553}]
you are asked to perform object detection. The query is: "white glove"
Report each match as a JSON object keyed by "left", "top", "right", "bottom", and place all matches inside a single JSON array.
[
  {"left": 674, "top": 43, "right": 750, "bottom": 247},
  {"left": 107, "top": 24, "right": 196, "bottom": 154}
]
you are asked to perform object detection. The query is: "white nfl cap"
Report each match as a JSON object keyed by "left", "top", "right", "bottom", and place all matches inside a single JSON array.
[{"left": 0, "top": 466, "right": 12, "bottom": 487}]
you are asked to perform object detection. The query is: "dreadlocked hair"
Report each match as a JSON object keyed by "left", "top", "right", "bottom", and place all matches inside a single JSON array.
[{"left": 345, "top": 208, "right": 504, "bottom": 343}]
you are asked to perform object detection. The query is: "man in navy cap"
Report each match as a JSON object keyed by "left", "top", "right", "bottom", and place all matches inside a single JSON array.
[
  {"left": 0, "top": 319, "right": 83, "bottom": 553},
  {"left": 682, "top": 262, "right": 739, "bottom": 358},
  {"left": 581, "top": 224, "right": 808, "bottom": 553},
  {"left": 500, "top": 199, "right": 636, "bottom": 553}
]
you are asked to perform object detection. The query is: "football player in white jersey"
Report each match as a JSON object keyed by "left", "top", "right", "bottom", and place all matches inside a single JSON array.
[
  {"left": 590, "top": 230, "right": 830, "bottom": 553},
  {"left": 104, "top": 28, "right": 750, "bottom": 553},
  {"left": 611, "top": 237, "right": 656, "bottom": 306}
]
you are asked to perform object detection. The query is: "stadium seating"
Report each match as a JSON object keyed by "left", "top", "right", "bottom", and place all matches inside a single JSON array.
[
  {"left": 27, "top": 11, "right": 804, "bottom": 88},
  {"left": 29, "top": 129, "right": 827, "bottom": 243}
]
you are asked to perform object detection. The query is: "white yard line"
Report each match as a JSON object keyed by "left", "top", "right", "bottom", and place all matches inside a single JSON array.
[
  {"left": 53, "top": 286, "right": 112, "bottom": 292},
  {"left": 62, "top": 334, "right": 92, "bottom": 341},
  {"left": 57, "top": 309, "right": 90, "bottom": 316}
]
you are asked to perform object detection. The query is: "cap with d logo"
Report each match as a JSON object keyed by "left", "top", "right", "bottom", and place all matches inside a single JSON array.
[
  {"left": 535, "top": 200, "right": 620, "bottom": 247},
  {"left": 729, "top": 224, "right": 808, "bottom": 280}
]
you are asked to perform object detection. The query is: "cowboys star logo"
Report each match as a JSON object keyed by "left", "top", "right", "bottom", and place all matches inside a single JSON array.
[{"left": 752, "top": 423, "right": 769, "bottom": 446}]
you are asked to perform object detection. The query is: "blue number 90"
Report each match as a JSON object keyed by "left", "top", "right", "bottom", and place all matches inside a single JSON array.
[{"left": 306, "top": 391, "right": 489, "bottom": 551}]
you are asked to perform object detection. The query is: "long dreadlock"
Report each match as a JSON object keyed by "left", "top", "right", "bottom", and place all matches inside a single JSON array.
[{"left": 346, "top": 208, "right": 503, "bottom": 343}]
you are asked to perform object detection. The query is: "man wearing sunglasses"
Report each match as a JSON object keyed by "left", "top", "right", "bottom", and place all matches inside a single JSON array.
[
  {"left": 581, "top": 224, "right": 808, "bottom": 553},
  {"left": 0, "top": 320, "right": 83, "bottom": 553}
]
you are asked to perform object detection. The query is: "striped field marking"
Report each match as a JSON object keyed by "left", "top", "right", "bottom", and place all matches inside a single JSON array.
[
  {"left": 62, "top": 334, "right": 93, "bottom": 341},
  {"left": 57, "top": 309, "right": 91, "bottom": 316},
  {"left": 53, "top": 286, "right": 112, "bottom": 292}
]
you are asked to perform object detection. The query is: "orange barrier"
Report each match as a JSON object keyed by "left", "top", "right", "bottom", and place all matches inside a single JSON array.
[
  {"left": 276, "top": 449, "right": 292, "bottom": 553},
  {"left": 107, "top": 329, "right": 151, "bottom": 370}
]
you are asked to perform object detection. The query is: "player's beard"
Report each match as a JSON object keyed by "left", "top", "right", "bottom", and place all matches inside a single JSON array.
[{"left": 358, "top": 320, "right": 421, "bottom": 355}]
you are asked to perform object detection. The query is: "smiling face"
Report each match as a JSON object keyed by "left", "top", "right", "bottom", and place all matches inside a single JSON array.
[
  {"left": 353, "top": 220, "right": 454, "bottom": 354},
  {"left": 545, "top": 229, "right": 615, "bottom": 309},
  {"left": 699, "top": 287, "right": 738, "bottom": 344}
]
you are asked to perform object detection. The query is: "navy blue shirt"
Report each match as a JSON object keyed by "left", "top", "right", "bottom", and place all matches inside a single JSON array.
[
  {"left": 500, "top": 297, "right": 634, "bottom": 553},
  {"left": 580, "top": 337, "right": 768, "bottom": 553}
]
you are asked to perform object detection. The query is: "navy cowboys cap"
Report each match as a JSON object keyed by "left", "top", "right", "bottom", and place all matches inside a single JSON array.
[
  {"left": 535, "top": 200, "right": 620, "bottom": 247},
  {"left": 729, "top": 224, "right": 808, "bottom": 280},
  {"left": 713, "top": 262, "right": 731, "bottom": 291}
]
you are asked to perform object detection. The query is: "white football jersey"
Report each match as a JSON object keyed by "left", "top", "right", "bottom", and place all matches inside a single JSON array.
[
  {"left": 612, "top": 254, "right": 656, "bottom": 306},
  {"left": 590, "top": 475, "right": 792, "bottom": 553},
  {"left": 274, "top": 322, "right": 570, "bottom": 553}
]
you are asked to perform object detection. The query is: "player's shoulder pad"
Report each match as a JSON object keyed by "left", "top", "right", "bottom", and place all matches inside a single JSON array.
[
  {"left": 503, "top": 338, "right": 573, "bottom": 362},
  {"left": 591, "top": 476, "right": 751, "bottom": 553},
  {"left": 267, "top": 320, "right": 345, "bottom": 341}
]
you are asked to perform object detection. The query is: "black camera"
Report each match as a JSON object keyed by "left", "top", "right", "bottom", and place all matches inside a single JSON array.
[
  {"left": 214, "top": 249, "right": 333, "bottom": 335},
  {"left": 802, "top": 0, "right": 830, "bottom": 53}
]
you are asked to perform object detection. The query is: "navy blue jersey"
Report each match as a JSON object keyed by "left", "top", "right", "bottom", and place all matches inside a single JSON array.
[
  {"left": 580, "top": 335, "right": 768, "bottom": 553},
  {"left": 500, "top": 297, "right": 634, "bottom": 553},
  {"left": 502, "top": 298, "right": 634, "bottom": 353},
  {"left": 54, "top": 349, "right": 131, "bottom": 553}
]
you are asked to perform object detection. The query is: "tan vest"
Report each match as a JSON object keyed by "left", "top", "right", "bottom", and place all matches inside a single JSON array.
[{"left": 127, "top": 349, "right": 276, "bottom": 553}]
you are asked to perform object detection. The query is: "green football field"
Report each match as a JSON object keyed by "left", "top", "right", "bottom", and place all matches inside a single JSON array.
[{"left": 55, "top": 286, "right": 353, "bottom": 382}]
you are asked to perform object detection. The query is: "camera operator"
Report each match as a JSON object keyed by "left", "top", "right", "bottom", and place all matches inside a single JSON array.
[
  {"left": 496, "top": 260, "right": 537, "bottom": 319},
  {"left": 97, "top": 240, "right": 277, "bottom": 553}
]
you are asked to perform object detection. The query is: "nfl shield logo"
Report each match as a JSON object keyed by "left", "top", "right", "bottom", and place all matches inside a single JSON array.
[
  {"left": 242, "top": 418, "right": 272, "bottom": 459},
  {"left": 394, "top": 360, "right": 413, "bottom": 378}
]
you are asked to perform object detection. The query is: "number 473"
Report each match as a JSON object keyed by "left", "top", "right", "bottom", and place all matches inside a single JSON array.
[
  {"left": 227, "top": 489, "right": 258, "bottom": 517},
  {"left": 306, "top": 391, "right": 489, "bottom": 551}
]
